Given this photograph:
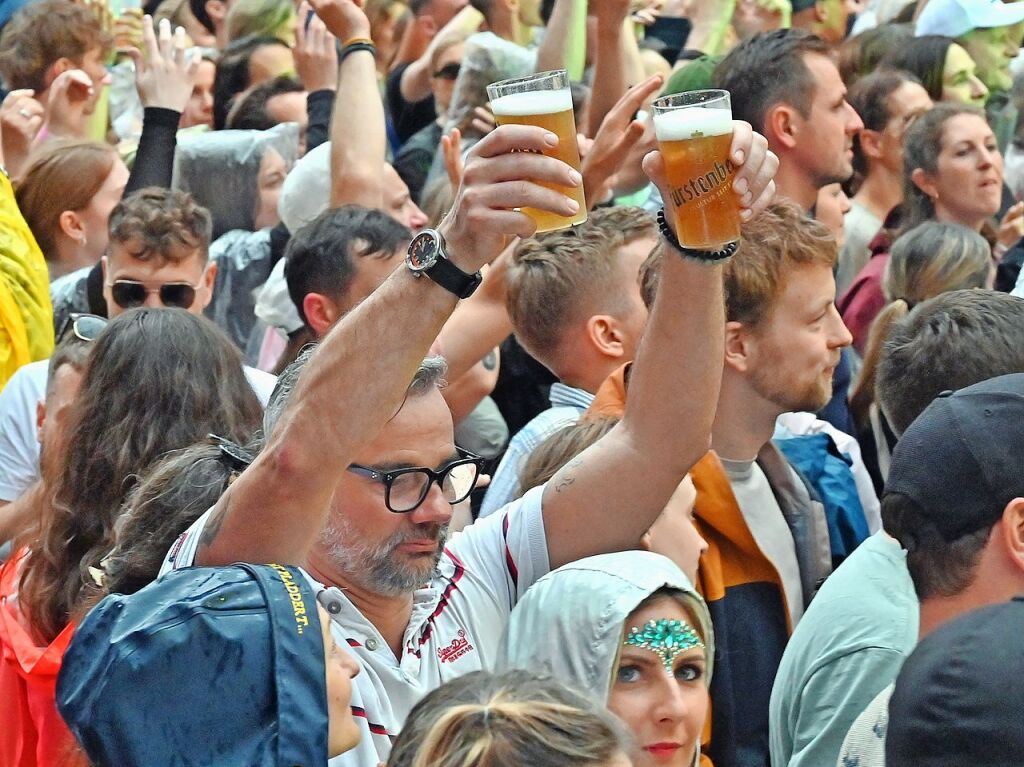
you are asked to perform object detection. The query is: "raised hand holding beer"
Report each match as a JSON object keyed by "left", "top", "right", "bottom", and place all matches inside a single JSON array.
[
  {"left": 438, "top": 124, "right": 584, "bottom": 272},
  {"left": 486, "top": 70, "right": 587, "bottom": 233},
  {"left": 644, "top": 102, "right": 778, "bottom": 247}
]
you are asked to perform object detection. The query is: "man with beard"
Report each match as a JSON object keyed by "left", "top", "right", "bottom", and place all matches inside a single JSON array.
[
  {"left": 698, "top": 201, "right": 851, "bottom": 767},
  {"left": 591, "top": 201, "right": 852, "bottom": 767},
  {"left": 155, "top": 2, "right": 781, "bottom": 758},
  {"left": 715, "top": 28, "right": 863, "bottom": 439}
]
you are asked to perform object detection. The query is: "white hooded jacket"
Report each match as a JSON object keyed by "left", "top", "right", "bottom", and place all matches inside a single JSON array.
[{"left": 497, "top": 551, "right": 714, "bottom": 764}]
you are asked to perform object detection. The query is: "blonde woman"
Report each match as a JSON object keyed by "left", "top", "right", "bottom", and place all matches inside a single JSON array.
[
  {"left": 387, "top": 670, "right": 631, "bottom": 767},
  {"left": 850, "top": 220, "right": 992, "bottom": 489}
]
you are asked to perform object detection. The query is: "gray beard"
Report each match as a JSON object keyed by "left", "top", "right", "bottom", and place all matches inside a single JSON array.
[{"left": 316, "top": 516, "right": 450, "bottom": 597}]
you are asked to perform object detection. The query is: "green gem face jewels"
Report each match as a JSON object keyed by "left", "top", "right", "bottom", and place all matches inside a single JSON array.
[{"left": 623, "top": 618, "right": 705, "bottom": 673}]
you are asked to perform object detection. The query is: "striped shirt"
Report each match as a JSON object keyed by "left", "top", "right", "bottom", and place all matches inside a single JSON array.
[{"left": 160, "top": 486, "right": 550, "bottom": 765}]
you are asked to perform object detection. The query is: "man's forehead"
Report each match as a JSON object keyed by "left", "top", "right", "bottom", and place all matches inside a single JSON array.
[{"left": 106, "top": 248, "right": 207, "bottom": 282}]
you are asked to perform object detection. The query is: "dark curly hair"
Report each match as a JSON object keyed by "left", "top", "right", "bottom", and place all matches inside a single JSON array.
[{"left": 108, "top": 187, "right": 213, "bottom": 263}]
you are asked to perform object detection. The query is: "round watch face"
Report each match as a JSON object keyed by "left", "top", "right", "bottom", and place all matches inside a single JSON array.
[{"left": 407, "top": 231, "right": 440, "bottom": 272}]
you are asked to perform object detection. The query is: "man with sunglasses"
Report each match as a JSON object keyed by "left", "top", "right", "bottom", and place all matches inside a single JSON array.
[
  {"left": 100, "top": 189, "right": 273, "bottom": 410},
  {"left": 394, "top": 33, "right": 467, "bottom": 201},
  {"left": 0, "top": 190, "right": 276, "bottom": 510}
]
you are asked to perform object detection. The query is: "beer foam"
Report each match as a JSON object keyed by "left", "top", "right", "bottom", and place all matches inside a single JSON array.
[
  {"left": 654, "top": 108, "right": 732, "bottom": 141},
  {"left": 491, "top": 88, "right": 573, "bottom": 116}
]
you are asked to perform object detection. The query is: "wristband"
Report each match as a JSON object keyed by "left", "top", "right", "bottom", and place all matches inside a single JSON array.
[
  {"left": 657, "top": 209, "right": 738, "bottom": 262},
  {"left": 342, "top": 36, "right": 375, "bottom": 47},
  {"left": 340, "top": 41, "right": 376, "bottom": 62}
]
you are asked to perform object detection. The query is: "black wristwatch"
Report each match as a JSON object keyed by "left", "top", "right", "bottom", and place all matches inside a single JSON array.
[{"left": 405, "top": 229, "right": 482, "bottom": 299}]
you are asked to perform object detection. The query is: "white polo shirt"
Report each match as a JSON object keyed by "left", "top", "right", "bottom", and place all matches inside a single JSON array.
[{"left": 159, "top": 485, "right": 550, "bottom": 766}]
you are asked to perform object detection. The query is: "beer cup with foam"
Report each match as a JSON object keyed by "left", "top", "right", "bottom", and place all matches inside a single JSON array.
[
  {"left": 652, "top": 89, "right": 740, "bottom": 250},
  {"left": 487, "top": 70, "right": 587, "bottom": 233}
]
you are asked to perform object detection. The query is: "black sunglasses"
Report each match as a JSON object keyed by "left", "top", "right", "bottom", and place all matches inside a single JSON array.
[
  {"left": 432, "top": 62, "right": 461, "bottom": 81},
  {"left": 347, "top": 447, "right": 485, "bottom": 513},
  {"left": 57, "top": 312, "right": 108, "bottom": 344},
  {"left": 108, "top": 279, "right": 200, "bottom": 310}
]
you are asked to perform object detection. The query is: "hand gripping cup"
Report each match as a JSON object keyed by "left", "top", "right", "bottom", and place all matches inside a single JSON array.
[
  {"left": 652, "top": 90, "right": 741, "bottom": 250},
  {"left": 486, "top": 70, "right": 587, "bottom": 233}
]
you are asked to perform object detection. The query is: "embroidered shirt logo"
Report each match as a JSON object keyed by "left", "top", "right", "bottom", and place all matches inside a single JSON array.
[{"left": 437, "top": 629, "right": 474, "bottom": 663}]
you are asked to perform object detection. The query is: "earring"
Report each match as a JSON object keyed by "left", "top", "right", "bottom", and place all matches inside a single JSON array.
[{"left": 78, "top": 235, "right": 87, "bottom": 247}]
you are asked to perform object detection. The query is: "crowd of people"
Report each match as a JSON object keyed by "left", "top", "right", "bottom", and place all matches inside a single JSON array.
[{"left": 1, "top": 0, "right": 1024, "bottom": 765}]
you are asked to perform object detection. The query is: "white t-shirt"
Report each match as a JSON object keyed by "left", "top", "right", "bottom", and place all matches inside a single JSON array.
[
  {"left": 0, "top": 361, "right": 276, "bottom": 502},
  {"left": 159, "top": 486, "right": 551, "bottom": 766},
  {"left": 720, "top": 457, "right": 805, "bottom": 625}
]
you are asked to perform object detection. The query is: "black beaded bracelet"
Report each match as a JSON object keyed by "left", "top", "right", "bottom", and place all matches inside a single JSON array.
[
  {"left": 340, "top": 41, "right": 377, "bottom": 62},
  {"left": 657, "top": 209, "right": 738, "bottom": 262}
]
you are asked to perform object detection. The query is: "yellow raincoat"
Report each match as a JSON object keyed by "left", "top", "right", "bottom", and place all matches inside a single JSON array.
[{"left": 0, "top": 171, "right": 53, "bottom": 388}]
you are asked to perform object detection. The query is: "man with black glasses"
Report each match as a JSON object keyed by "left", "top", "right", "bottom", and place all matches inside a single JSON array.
[
  {"left": 154, "top": 1, "right": 779, "bottom": 760},
  {"left": 0, "top": 188, "right": 275, "bottom": 510}
]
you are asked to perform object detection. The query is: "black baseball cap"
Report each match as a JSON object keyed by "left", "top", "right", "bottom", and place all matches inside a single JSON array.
[
  {"left": 884, "top": 373, "right": 1024, "bottom": 541},
  {"left": 887, "top": 596, "right": 1024, "bottom": 766}
]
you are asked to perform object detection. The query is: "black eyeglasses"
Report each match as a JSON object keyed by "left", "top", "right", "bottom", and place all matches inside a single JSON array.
[
  {"left": 108, "top": 279, "right": 202, "bottom": 310},
  {"left": 57, "top": 312, "right": 108, "bottom": 344},
  {"left": 347, "top": 448, "right": 485, "bottom": 513},
  {"left": 432, "top": 62, "right": 460, "bottom": 81}
]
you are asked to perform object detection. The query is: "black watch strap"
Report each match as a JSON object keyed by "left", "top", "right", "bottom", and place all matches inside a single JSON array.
[{"left": 425, "top": 254, "right": 483, "bottom": 299}]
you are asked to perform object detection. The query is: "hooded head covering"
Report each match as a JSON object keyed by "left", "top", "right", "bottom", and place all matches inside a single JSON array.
[
  {"left": 57, "top": 564, "right": 331, "bottom": 767},
  {"left": 498, "top": 551, "right": 713, "bottom": 700},
  {"left": 278, "top": 141, "right": 332, "bottom": 235},
  {"left": 173, "top": 122, "right": 300, "bottom": 238}
]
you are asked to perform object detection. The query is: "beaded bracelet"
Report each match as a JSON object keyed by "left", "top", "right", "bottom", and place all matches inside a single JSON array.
[{"left": 657, "top": 208, "right": 738, "bottom": 262}]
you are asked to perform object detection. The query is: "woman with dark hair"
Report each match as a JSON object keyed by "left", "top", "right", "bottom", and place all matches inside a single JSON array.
[
  {"left": 0, "top": 308, "right": 263, "bottom": 767},
  {"left": 93, "top": 435, "right": 262, "bottom": 599},
  {"left": 880, "top": 36, "right": 988, "bottom": 107},
  {"left": 840, "top": 70, "right": 932, "bottom": 293},
  {"left": 838, "top": 23, "right": 914, "bottom": 86},
  {"left": 839, "top": 103, "right": 1017, "bottom": 353},
  {"left": 212, "top": 35, "right": 295, "bottom": 130}
]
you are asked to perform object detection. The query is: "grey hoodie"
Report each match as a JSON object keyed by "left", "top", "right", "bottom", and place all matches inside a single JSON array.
[
  {"left": 498, "top": 550, "right": 713, "bottom": 721},
  {"left": 498, "top": 552, "right": 714, "bottom": 765}
]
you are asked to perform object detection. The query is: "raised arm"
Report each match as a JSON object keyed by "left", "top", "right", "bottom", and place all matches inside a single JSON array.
[
  {"left": 586, "top": 0, "right": 645, "bottom": 138},
  {"left": 311, "top": 0, "right": 387, "bottom": 209},
  {"left": 294, "top": 3, "right": 340, "bottom": 153},
  {"left": 194, "top": 124, "right": 585, "bottom": 566},
  {"left": 542, "top": 123, "right": 778, "bottom": 570},
  {"left": 124, "top": 16, "right": 199, "bottom": 194},
  {"left": 534, "top": 0, "right": 587, "bottom": 81}
]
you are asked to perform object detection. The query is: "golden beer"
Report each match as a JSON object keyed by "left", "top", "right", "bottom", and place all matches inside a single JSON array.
[
  {"left": 653, "top": 103, "right": 740, "bottom": 250},
  {"left": 488, "top": 83, "right": 588, "bottom": 233}
]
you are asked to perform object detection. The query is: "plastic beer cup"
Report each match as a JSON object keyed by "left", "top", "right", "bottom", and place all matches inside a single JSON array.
[
  {"left": 651, "top": 89, "right": 740, "bottom": 250},
  {"left": 486, "top": 70, "right": 587, "bottom": 233}
]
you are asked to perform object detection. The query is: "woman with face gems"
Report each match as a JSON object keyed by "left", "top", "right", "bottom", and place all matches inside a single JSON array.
[{"left": 498, "top": 551, "right": 714, "bottom": 767}]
